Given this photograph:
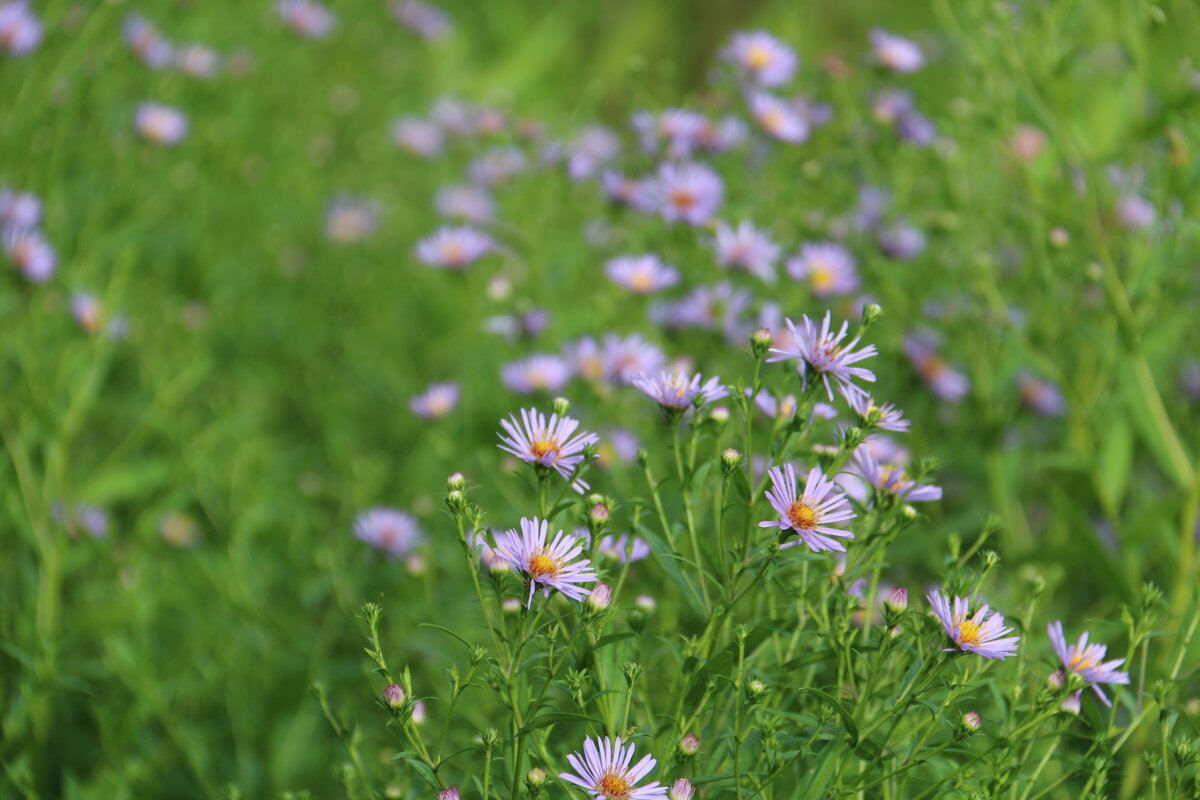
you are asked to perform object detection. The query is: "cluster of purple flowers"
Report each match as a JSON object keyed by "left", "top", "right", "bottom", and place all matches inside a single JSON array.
[
  {"left": 2, "top": 186, "right": 54, "bottom": 283},
  {"left": 123, "top": 13, "right": 222, "bottom": 76}
]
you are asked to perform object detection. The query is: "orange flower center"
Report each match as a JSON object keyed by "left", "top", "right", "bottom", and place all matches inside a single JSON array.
[
  {"left": 956, "top": 620, "right": 983, "bottom": 647},
  {"left": 760, "top": 108, "right": 785, "bottom": 134},
  {"left": 746, "top": 44, "right": 772, "bottom": 70},
  {"left": 629, "top": 270, "right": 654, "bottom": 292},
  {"left": 527, "top": 552, "right": 561, "bottom": 578},
  {"left": 669, "top": 189, "right": 697, "bottom": 210},
  {"left": 530, "top": 439, "right": 560, "bottom": 460},
  {"left": 596, "top": 773, "right": 631, "bottom": 799},
  {"left": 787, "top": 500, "right": 818, "bottom": 530},
  {"left": 440, "top": 241, "right": 466, "bottom": 264},
  {"left": 918, "top": 353, "right": 946, "bottom": 379}
]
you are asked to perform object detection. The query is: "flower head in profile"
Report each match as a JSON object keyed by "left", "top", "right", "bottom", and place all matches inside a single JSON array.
[
  {"left": 410, "top": 381, "right": 459, "bottom": 418},
  {"left": 278, "top": 0, "right": 335, "bottom": 39},
  {"left": 723, "top": 30, "right": 798, "bottom": 87},
  {"left": 136, "top": 102, "right": 189, "bottom": 145},
  {"left": 560, "top": 736, "right": 667, "bottom": 800},
  {"left": 768, "top": 312, "right": 877, "bottom": 403},
  {"left": 927, "top": 591, "right": 1020, "bottom": 660},
  {"left": 787, "top": 242, "right": 859, "bottom": 297},
  {"left": 748, "top": 92, "right": 809, "bottom": 143},
  {"left": 598, "top": 533, "right": 651, "bottom": 564},
  {"left": 3, "top": 226, "right": 55, "bottom": 283},
  {"left": 0, "top": 1, "right": 43, "bottom": 56},
  {"left": 870, "top": 27, "right": 924, "bottom": 73},
  {"left": 1017, "top": 372, "right": 1067, "bottom": 417},
  {"left": 416, "top": 225, "right": 493, "bottom": 269},
  {"left": 760, "top": 464, "right": 856, "bottom": 552},
  {"left": 632, "top": 371, "right": 727, "bottom": 411},
  {"left": 904, "top": 333, "right": 970, "bottom": 403},
  {"left": 713, "top": 221, "right": 780, "bottom": 283},
  {"left": 847, "top": 393, "right": 910, "bottom": 432},
  {"left": 654, "top": 162, "right": 722, "bottom": 226},
  {"left": 495, "top": 517, "right": 597, "bottom": 607},
  {"left": 851, "top": 445, "right": 941, "bottom": 502},
  {"left": 606, "top": 254, "right": 680, "bottom": 294},
  {"left": 501, "top": 355, "right": 571, "bottom": 394},
  {"left": 353, "top": 508, "right": 424, "bottom": 558},
  {"left": 1048, "top": 622, "right": 1129, "bottom": 706},
  {"left": 498, "top": 407, "right": 598, "bottom": 492}
]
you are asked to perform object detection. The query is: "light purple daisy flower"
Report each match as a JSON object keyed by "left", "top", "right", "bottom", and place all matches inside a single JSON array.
[
  {"left": 392, "top": 0, "right": 451, "bottom": 40},
  {"left": 392, "top": 116, "right": 445, "bottom": 156},
  {"left": 870, "top": 89, "right": 915, "bottom": 124},
  {"left": 631, "top": 109, "right": 706, "bottom": 159},
  {"left": 500, "top": 355, "right": 571, "bottom": 394},
  {"left": 0, "top": 1, "right": 43, "bottom": 56},
  {"left": 123, "top": 13, "right": 175, "bottom": 69},
  {"left": 468, "top": 146, "right": 526, "bottom": 187},
  {"left": 598, "top": 428, "right": 640, "bottom": 467},
  {"left": 786, "top": 242, "right": 859, "bottom": 297},
  {"left": 135, "top": 102, "right": 189, "bottom": 145},
  {"left": 436, "top": 184, "right": 494, "bottom": 223},
  {"left": 870, "top": 28, "right": 925, "bottom": 73},
  {"left": 560, "top": 736, "right": 667, "bottom": 800},
  {"left": 599, "top": 533, "right": 651, "bottom": 564},
  {"left": 4, "top": 226, "right": 55, "bottom": 282},
  {"left": 847, "top": 393, "right": 910, "bottom": 432},
  {"left": 354, "top": 508, "right": 424, "bottom": 557},
  {"left": 0, "top": 187, "right": 41, "bottom": 230},
  {"left": 1047, "top": 621, "right": 1130, "bottom": 706},
  {"left": 176, "top": 44, "right": 220, "bottom": 78},
  {"left": 277, "top": 0, "right": 335, "bottom": 39},
  {"left": 565, "top": 336, "right": 607, "bottom": 382},
  {"left": 495, "top": 517, "right": 597, "bottom": 607},
  {"left": 324, "top": 196, "right": 378, "bottom": 244},
  {"left": 603, "top": 333, "right": 666, "bottom": 385},
  {"left": 606, "top": 254, "right": 680, "bottom": 294},
  {"left": 415, "top": 225, "right": 493, "bottom": 269},
  {"left": 748, "top": 91, "right": 809, "bottom": 143},
  {"left": 1017, "top": 372, "right": 1067, "bottom": 417},
  {"left": 896, "top": 111, "right": 937, "bottom": 146},
  {"left": 70, "top": 293, "right": 104, "bottom": 334},
  {"left": 651, "top": 281, "right": 752, "bottom": 337},
  {"left": 632, "top": 371, "right": 727, "bottom": 410},
  {"left": 1116, "top": 194, "right": 1155, "bottom": 230},
  {"left": 713, "top": 221, "right": 780, "bottom": 283},
  {"left": 851, "top": 445, "right": 941, "bottom": 502},
  {"left": 430, "top": 96, "right": 475, "bottom": 136},
  {"left": 723, "top": 30, "right": 798, "bottom": 87},
  {"left": 654, "top": 162, "right": 722, "bottom": 226},
  {"left": 498, "top": 408, "right": 598, "bottom": 491},
  {"left": 601, "top": 171, "right": 657, "bottom": 212},
  {"left": 767, "top": 312, "right": 878, "bottom": 403},
  {"left": 877, "top": 223, "right": 926, "bottom": 260},
  {"left": 409, "top": 381, "right": 459, "bottom": 418},
  {"left": 567, "top": 125, "right": 621, "bottom": 180},
  {"left": 904, "top": 333, "right": 970, "bottom": 403},
  {"left": 759, "top": 464, "right": 856, "bottom": 552},
  {"left": 928, "top": 591, "right": 1020, "bottom": 660},
  {"left": 695, "top": 115, "right": 748, "bottom": 153}
]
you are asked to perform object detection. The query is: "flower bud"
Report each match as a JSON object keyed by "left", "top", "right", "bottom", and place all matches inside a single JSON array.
[
  {"left": 960, "top": 711, "right": 982, "bottom": 733},
  {"left": 1048, "top": 227, "right": 1070, "bottom": 248},
  {"left": 526, "top": 767, "right": 547, "bottom": 790},
  {"left": 1047, "top": 670, "right": 1065, "bottom": 690},
  {"left": 502, "top": 597, "right": 521, "bottom": 614},
  {"left": 861, "top": 303, "right": 883, "bottom": 329},
  {"left": 636, "top": 448, "right": 650, "bottom": 466},
  {"left": 751, "top": 327, "right": 773, "bottom": 358},
  {"left": 445, "top": 489, "right": 467, "bottom": 513},
  {"left": 669, "top": 778, "right": 695, "bottom": 800},
  {"left": 439, "top": 787, "right": 459, "bottom": 800},
  {"left": 384, "top": 683, "right": 405, "bottom": 708},
  {"left": 679, "top": 732, "right": 700, "bottom": 756},
  {"left": 588, "top": 501, "right": 610, "bottom": 527},
  {"left": 720, "top": 447, "right": 741, "bottom": 476},
  {"left": 747, "top": 679, "right": 767, "bottom": 701},
  {"left": 552, "top": 396, "right": 571, "bottom": 416},
  {"left": 405, "top": 553, "right": 427, "bottom": 575},
  {"left": 1061, "top": 692, "right": 1082, "bottom": 715},
  {"left": 636, "top": 594, "right": 656, "bottom": 612},
  {"left": 885, "top": 587, "right": 908, "bottom": 613},
  {"left": 446, "top": 472, "right": 466, "bottom": 491},
  {"left": 587, "top": 582, "right": 612, "bottom": 612},
  {"left": 709, "top": 405, "right": 730, "bottom": 423},
  {"left": 411, "top": 701, "right": 426, "bottom": 723}
]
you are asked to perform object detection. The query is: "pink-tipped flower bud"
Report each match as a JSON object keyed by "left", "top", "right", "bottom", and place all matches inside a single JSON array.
[
  {"left": 412, "top": 700, "right": 426, "bottom": 724},
  {"left": 439, "top": 787, "right": 459, "bottom": 800},
  {"left": 679, "top": 732, "right": 700, "bottom": 756},
  {"left": 636, "top": 594, "right": 656, "bottom": 612},
  {"left": 446, "top": 472, "right": 466, "bottom": 491},
  {"left": 587, "top": 582, "right": 612, "bottom": 612},
  {"left": 961, "top": 711, "right": 982, "bottom": 732},
  {"left": 1061, "top": 692, "right": 1082, "bottom": 715},
  {"left": 751, "top": 327, "right": 774, "bottom": 358},
  {"left": 384, "top": 683, "right": 405, "bottom": 709},
  {"left": 885, "top": 587, "right": 908, "bottom": 613},
  {"left": 526, "top": 767, "right": 547, "bottom": 786},
  {"left": 669, "top": 778, "right": 695, "bottom": 800},
  {"left": 1047, "top": 670, "right": 1065, "bottom": 690}
]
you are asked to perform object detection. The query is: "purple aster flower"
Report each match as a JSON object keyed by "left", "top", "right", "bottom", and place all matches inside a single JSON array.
[
  {"left": 392, "top": 116, "right": 445, "bottom": 156},
  {"left": 484, "top": 310, "right": 549, "bottom": 341},
  {"left": 498, "top": 407, "right": 598, "bottom": 491},
  {"left": 870, "top": 89, "right": 915, "bottom": 124},
  {"left": 904, "top": 333, "right": 970, "bottom": 403},
  {"left": 695, "top": 115, "right": 748, "bottom": 153},
  {"left": 430, "top": 96, "right": 475, "bottom": 136},
  {"left": 123, "top": 13, "right": 174, "bottom": 69},
  {"left": 409, "top": 381, "right": 459, "bottom": 418},
  {"left": 176, "top": 44, "right": 220, "bottom": 78},
  {"left": 70, "top": 292, "right": 104, "bottom": 333},
  {"left": 599, "top": 533, "right": 651, "bottom": 564},
  {"left": 4, "top": 226, "right": 55, "bottom": 282},
  {"left": 631, "top": 109, "right": 706, "bottom": 159},
  {"left": 1048, "top": 621, "right": 1130, "bottom": 706},
  {"left": 870, "top": 28, "right": 925, "bottom": 73},
  {"left": 1017, "top": 372, "right": 1067, "bottom": 416},
  {"left": 896, "top": 111, "right": 936, "bottom": 146},
  {"left": 598, "top": 428, "right": 640, "bottom": 467},
  {"left": 415, "top": 225, "right": 493, "bottom": 269},
  {"left": 324, "top": 195, "right": 378, "bottom": 244},
  {"left": 353, "top": 508, "right": 424, "bottom": 557},
  {"left": 760, "top": 463, "right": 856, "bottom": 552},
  {"left": 0, "top": 187, "right": 41, "bottom": 230},
  {"left": 1116, "top": 194, "right": 1155, "bottom": 230},
  {"left": 723, "top": 30, "right": 798, "bottom": 87},
  {"left": 567, "top": 125, "right": 621, "bottom": 180},
  {"left": 847, "top": 393, "right": 910, "bottom": 432},
  {"left": 651, "top": 282, "right": 751, "bottom": 337},
  {"left": 606, "top": 254, "right": 680, "bottom": 294},
  {"left": 468, "top": 146, "right": 526, "bottom": 187},
  {"left": 603, "top": 333, "right": 666, "bottom": 385},
  {"left": 435, "top": 184, "right": 494, "bottom": 223},
  {"left": 392, "top": 0, "right": 451, "bottom": 40},
  {"left": 877, "top": 223, "right": 926, "bottom": 260},
  {"left": 748, "top": 91, "right": 809, "bottom": 143},
  {"left": 560, "top": 736, "right": 667, "bottom": 800},
  {"left": 786, "top": 242, "right": 859, "bottom": 297},
  {"left": 601, "top": 171, "right": 656, "bottom": 212},
  {"left": 135, "top": 102, "right": 189, "bottom": 145},
  {"left": 565, "top": 336, "right": 607, "bottom": 382},
  {"left": 632, "top": 371, "right": 727, "bottom": 411},
  {"left": 713, "top": 221, "right": 780, "bottom": 283},
  {"left": 0, "top": 1, "right": 42, "bottom": 56},
  {"left": 767, "top": 312, "right": 878, "bottom": 403},
  {"left": 653, "top": 162, "right": 722, "bottom": 226},
  {"left": 928, "top": 591, "right": 1020, "bottom": 660},
  {"left": 851, "top": 446, "right": 941, "bottom": 502},
  {"left": 500, "top": 355, "right": 571, "bottom": 394},
  {"left": 495, "top": 517, "right": 597, "bottom": 606},
  {"left": 75, "top": 504, "right": 110, "bottom": 539},
  {"left": 278, "top": 0, "right": 335, "bottom": 39}
]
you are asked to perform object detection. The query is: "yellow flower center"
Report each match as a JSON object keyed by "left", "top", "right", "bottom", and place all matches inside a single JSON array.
[
  {"left": 440, "top": 241, "right": 465, "bottom": 264},
  {"left": 809, "top": 266, "right": 834, "bottom": 292},
  {"left": 527, "top": 552, "right": 561, "bottom": 578},
  {"left": 596, "top": 773, "right": 631, "bottom": 799},
  {"left": 787, "top": 500, "right": 818, "bottom": 530},
  {"left": 1069, "top": 652, "right": 1099, "bottom": 672},
  {"left": 760, "top": 108, "right": 784, "bottom": 134},
  {"left": 746, "top": 44, "right": 772, "bottom": 70},
  {"left": 530, "top": 439, "right": 560, "bottom": 461},
  {"left": 956, "top": 620, "right": 983, "bottom": 647},
  {"left": 629, "top": 270, "right": 654, "bottom": 292}
]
